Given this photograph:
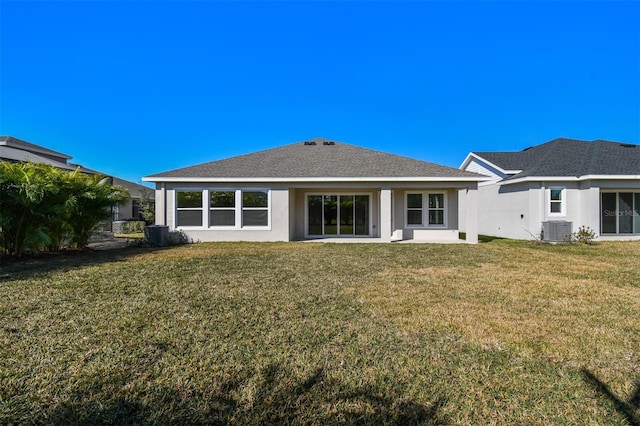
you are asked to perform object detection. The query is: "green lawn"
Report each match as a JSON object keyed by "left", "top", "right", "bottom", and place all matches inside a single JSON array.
[{"left": 1, "top": 240, "right": 639, "bottom": 424}]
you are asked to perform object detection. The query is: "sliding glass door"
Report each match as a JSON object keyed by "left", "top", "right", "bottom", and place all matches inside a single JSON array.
[
  {"left": 601, "top": 192, "right": 640, "bottom": 235},
  {"left": 307, "top": 194, "right": 370, "bottom": 237}
]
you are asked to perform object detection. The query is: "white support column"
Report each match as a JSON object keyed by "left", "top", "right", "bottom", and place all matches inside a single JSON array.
[
  {"left": 465, "top": 184, "right": 479, "bottom": 244},
  {"left": 380, "top": 187, "right": 392, "bottom": 242},
  {"left": 155, "top": 183, "right": 166, "bottom": 226},
  {"left": 585, "top": 186, "right": 600, "bottom": 233}
]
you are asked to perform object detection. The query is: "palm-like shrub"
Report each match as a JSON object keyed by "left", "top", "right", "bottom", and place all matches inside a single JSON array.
[
  {"left": 0, "top": 162, "right": 129, "bottom": 256},
  {"left": 65, "top": 173, "right": 129, "bottom": 248}
]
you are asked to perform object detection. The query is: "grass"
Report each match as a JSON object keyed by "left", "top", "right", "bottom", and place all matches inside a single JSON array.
[{"left": 0, "top": 240, "right": 638, "bottom": 424}]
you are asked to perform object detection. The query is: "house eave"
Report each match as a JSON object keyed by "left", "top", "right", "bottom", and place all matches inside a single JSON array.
[
  {"left": 499, "top": 174, "right": 640, "bottom": 185},
  {"left": 142, "top": 176, "right": 491, "bottom": 183}
]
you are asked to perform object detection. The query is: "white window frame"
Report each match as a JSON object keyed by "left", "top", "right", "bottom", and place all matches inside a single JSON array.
[
  {"left": 174, "top": 188, "right": 271, "bottom": 230},
  {"left": 241, "top": 189, "right": 271, "bottom": 229},
  {"left": 405, "top": 191, "right": 447, "bottom": 228},
  {"left": 405, "top": 193, "right": 423, "bottom": 227},
  {"left": 548, "top": 187, "right": 566, "bottom": 217},
  {"left": 175, "top": 189, "right": 206, "bottom": 228},
  {"left": 209, "top": 189, "right": 238, "bottom": 229}
]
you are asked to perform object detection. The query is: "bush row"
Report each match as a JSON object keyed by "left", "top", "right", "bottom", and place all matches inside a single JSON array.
[{"left": 0, "top": 162, "right": 129, "bottom": 256}]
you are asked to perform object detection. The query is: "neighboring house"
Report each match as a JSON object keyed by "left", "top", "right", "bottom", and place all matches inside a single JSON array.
[
  {"left": 111, "top": 177, "right": 153, "bottom": 221},
  {"left": 0, "top": 135, "right": 96, "bottom": 174},
  {"left": 459, "top": 138, "right": 640, "bottom": 241},
  {"left": 0, "top": 135, "right": 154, "bottom": 223},
  {"left": 143, "top": 138, "right": 488, "bottom": 243}
]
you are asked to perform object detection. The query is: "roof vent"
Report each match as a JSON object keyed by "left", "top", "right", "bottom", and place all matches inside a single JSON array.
[
  {"left": 323, "top": 141, "right": 335, "bottom": 146},
  {"left": 620, "top": 143, "right": 636, "bottom": 148},
  {"left": 304, "top": 141, "right": 316, "bottom": 146}
]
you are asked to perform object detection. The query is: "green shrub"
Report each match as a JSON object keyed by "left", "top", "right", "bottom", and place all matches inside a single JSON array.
[
  {"left": 122, "top": 221, "right": 146, "bottom": 234},
  {"left": 166, "top": 230, "right": 191, "bottom": 245},
  {"left": 573, "top": 225, "right": 597, "bottom": 245},
  {"left": 0, "top": 162, "right": 129, "bottom": 256}
]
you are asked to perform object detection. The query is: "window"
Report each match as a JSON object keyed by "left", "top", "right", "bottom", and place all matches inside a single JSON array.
[
  {"left": 175, "top": 189, "right": 270, "bottom": 229},
  {"left": 132, "top": 199, "right": 142, "bottom": 221},
  {"left": 601, "top": 192, "right": 640, "bottom": 235},
  {"left": 406, "top": 192, "right": 446, "bottom": 227},
  {"left": 428, "top": 194, "right": 445, "bottom": 225},
  {"left": 548, "top": 187, "right": 565, "bottom": 216},
  {"left": 176, "top": 191, "right": 203, "bottom": 226},
  {"left": 406, "top": 194, "right": 423, "bottom": 226},
  {"left": 210, "top": 191, "right": 235, "bottom": 227},
  {"left": 242, "top": 191, "right": 269, "bottom": 227}
]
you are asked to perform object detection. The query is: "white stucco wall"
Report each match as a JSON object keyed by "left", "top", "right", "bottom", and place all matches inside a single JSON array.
[
  {"left": 462, "top": 156, "right": 640, "bottom": 241},
  {"left": 468, "top": 180, "right": 640, "bottom": 241},
  {"left": 472, "top": 182, "right": 580, "bottom": 240},
  {"left": 469, "top": 182, "right": 532, "bottom": 239}
]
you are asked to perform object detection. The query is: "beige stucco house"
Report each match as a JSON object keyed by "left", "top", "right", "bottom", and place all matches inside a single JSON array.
[{"left": 143, "top": 138, "right": 488, "bottom": 243}]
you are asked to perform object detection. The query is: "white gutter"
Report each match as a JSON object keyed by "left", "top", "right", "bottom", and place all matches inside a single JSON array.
[
  {"left": 142, "top": 175, "right": 492, "bottom": 183},
  {"left": 499, "top": 174, "right": 640, "bottom": 185}
]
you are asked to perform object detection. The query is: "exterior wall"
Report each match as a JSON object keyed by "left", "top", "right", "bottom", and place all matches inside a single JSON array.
[
  {"left": 469, "top": 179, "right": 640, "bottom": 241},
  {"left": 578, "top": 183, "right": 599, "bottom": 233},
  {"left": 290, "top": 187, "right": 381, "bottom": 240},
  {"left": 152, "top": 181, "right": 480, "bottom": 243},
  {"left": 289, "top": 189, "right": 298, "bottom": 240},
  {"left": 462, "top": 154, "right": 640, "bottom": 241},
  {"left": 554, "top": 182, "right": 584, "bottom": 231},
  {"left": 464, "top": 185, "right": 479, "bottom": 244},
  {"left": 391, "top": 188, "right": 462, "bottom": 242},
  {"left": 472, "top": 181, "right": 584, "bottom": 240},
  {"left": 162, "top": 183, "right": 290, "bottom": 242},
  {"left": 472, "top": 182, "right": 536, "bottom": 240},
  {"left": 114, "top": 199, "right": 136, "bottom": 221}
]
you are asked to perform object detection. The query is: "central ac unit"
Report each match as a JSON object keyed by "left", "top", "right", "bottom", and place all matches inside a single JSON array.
[{"left": 542, "top": 221, "right": 572, "bottom": 242}]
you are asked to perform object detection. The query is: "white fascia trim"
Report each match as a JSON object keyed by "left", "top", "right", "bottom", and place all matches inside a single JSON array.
[
  {"left": 143, "top": 176, "right": 492, "bottom": 183},
  {"left": 499, "top": 174, "right": 640, "bottom": 186},
  {"left": 580, "top": 174, "right": 640, "bottom": 181},
  {"left": 458, "top": 153, "right": 477, "bottom": 169},
  {"left": 459, "top": 153, "right": 521, "bottom": 175}
]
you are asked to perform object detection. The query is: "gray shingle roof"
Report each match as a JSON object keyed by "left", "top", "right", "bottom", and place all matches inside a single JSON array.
[
  {"left": 473, "top": 138, "right": 640, "bottom": 180},
  {"left": 147, "top": 138, "right": 483, "bottom": 180}
]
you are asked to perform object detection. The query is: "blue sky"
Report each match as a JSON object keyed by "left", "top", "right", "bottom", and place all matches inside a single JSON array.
[{"left": 1, "top": 1, "right": 638, "bottom": 185}]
